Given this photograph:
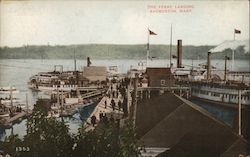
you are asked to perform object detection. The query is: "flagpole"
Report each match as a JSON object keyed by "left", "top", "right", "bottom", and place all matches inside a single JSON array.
[
  {"left": 234, "top": 29, "right": 235, "bottom": 40},
  {"left": 170, "top": 24, "right": 172, "bottom": 68},
  {"left": 147, "top": 28, "right": 149, "bottom": 67},
  {"left": 232, "top": 30, "right": 235, "bottom": 71}
]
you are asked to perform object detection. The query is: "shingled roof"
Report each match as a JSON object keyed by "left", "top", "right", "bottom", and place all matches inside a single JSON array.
[
  {"left": 136, "top": 93, "right": 250, "bottom": 157},
  {"left": 146, "top": 67, "right": 172, "bottom": 77}
]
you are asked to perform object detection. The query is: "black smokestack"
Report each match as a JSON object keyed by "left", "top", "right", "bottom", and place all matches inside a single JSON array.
[
  {"left": 87, "top": 57, "right": 91, "bottom": 67},
  {"left": 177, "top": 40, "right": 182, "bottom": 68}
]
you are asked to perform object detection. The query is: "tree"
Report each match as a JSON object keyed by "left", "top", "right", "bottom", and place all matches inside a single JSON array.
[
  {"left": 1, "top": 103, "right": 142, "bottom": 157},
  {"left": 23, "top": 104, "right": 74, "bottom": 157},
  {"left": 73, "top": 120, "right": 143, "bottom": 157}
]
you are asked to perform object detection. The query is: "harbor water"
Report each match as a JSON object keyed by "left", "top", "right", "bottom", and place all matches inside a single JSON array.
[{"left": 0, "top": 59, "right": 249, "bottom": 140}]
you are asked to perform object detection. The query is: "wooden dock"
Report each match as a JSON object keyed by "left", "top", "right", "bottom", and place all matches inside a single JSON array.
[
  {"left": 83, "top": 83, "right": 125, "bottom": 132},
  {"left": 0, "top": 111, "right": 27, "bottom": 128},
  {"left": 81, "top": 89, "right": 106, "bottom": 99}
]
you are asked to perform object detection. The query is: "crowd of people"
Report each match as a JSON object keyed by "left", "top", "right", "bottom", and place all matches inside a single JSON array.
[{"left": 90, "top": 77, "right": 131, "bottom": 127}]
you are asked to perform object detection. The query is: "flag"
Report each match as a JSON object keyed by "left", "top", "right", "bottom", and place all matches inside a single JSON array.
[
  {"left": 234, "top": 29, "right": 241, "bottom": 34},
  {"left": 149, "top": 29, "right": 157, "bottom": 35},
  {"left": 172, "top": 55, "right": 177, "bottom": 59}
]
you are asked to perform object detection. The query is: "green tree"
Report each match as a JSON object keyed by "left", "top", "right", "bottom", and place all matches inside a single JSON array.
[
  {"left": 73, "top": 120, "right": 142, "bottom": 157},
  {"left": 1, "top": 103, "right": 142, "bottom": 157},
  {"left": 23, "top": 104, "right": 74, "bottom": 157},
  {"left": 1, "top": 134, "right": 24, "bottom": 157}
]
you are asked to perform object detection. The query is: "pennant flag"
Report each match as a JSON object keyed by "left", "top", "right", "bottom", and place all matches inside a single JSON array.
[
  {"left": 172, "top": 55, "right": 177, "bottom": 59},
  {"left": 149, "top": 56, "right": 157, "bottom": 61},
  {"left": 234, "top": 29, "right": 241, "bottom": 34},
  {"left": 225, "top": 56, "right": 230, "bottom": 60},
  {"left": 149, "top": 29, "right": 157, "bottom": 35}
]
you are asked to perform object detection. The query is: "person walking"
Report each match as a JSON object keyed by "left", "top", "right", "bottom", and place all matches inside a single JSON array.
[{"left": 111, "top": 99, "right": 115, "bottom": 111}]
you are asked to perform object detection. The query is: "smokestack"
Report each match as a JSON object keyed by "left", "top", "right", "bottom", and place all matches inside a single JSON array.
[
  {"left": 224, "top": 56, "right": 229, "bottom": 81},
  {"left": 177, "top": 40, "right": 182, "bottom": 68},
  {"left": 87, "top": 57, "right": 91, "bottom": 67},
  {"left": 207, "top": 52, "right": 211, "bottom": 80}
]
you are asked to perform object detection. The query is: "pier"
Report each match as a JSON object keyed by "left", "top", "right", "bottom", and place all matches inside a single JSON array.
[
  {"left": 137, "top": 86, "right": 191, "bottom": 99},
  {"left": 83, "top": 82, "right": 128, "bottom": 131},
  {"left": 0, "top": 111, "right": 28, "bottom": 129}
]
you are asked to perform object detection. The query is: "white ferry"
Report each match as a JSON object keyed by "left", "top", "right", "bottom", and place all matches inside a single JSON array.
[
  {"left": 189, "top": 81, "right": 250, "bottom": 108},
  {"left": 173, "top": 39, "right": 250, "bottom": 108}
]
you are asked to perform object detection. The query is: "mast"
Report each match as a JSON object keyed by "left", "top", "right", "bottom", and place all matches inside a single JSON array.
[
  {"left": 74, "top": 49, "right": 76, "bottom": 72},
  {"left": 238, "top": 90, "right": 242, "bottom": 136},
  {"left": 10, "top": 86, "right": 13, "bottom": 108},
  {"left": 224, "top": 56, "right": 229, "bottom": 81},
  {"left": 170, "top": 24, "right": 173, "bottom": 68},
  {"left": 207, "top": 52, "right": 211, "bottom": 80},
  {"left": 146, "top": 28, "right": 149, "bottom": 67},
  {"left": 26, "top": 93, "right": 29, "bottom": 114},
  {"left": 231, "top": 50, "right": 234, "bottom": 71},
  {"left": 132, "top": 74, "right": 138, "bottom": 127}
]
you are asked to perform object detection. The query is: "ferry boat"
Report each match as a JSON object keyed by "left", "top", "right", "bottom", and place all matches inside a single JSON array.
[
  {"left": 28, "top": 65, "right": 107, "bottom": 92},
  {"left": 172, "top": 66, "right": 250, "bottom": 108},
  {"left": 186, "top": 80, "right": 250, "bottom": 108},
  {"left": 28, "top": 70, "right": 88, "bottom": 91},
  {"left": 173, "top": 40, "right": 250, "bottom": 108}
]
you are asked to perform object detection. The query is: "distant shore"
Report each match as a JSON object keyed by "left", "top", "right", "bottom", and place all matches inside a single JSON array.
[{"left": 0, "top": 44, "right": 249, "bottom": 60}]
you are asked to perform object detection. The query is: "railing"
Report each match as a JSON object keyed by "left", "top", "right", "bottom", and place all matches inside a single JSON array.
[
  {"left": 137, "top": 86, "right": 191, "bottom": 91},
  {"left": 81, "top": 89, "right": 106, "bottom": 99}
]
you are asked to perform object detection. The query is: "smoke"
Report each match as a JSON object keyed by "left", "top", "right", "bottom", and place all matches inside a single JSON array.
[{"left": 209, "top": 40, "right": 249, "bottom": 53}]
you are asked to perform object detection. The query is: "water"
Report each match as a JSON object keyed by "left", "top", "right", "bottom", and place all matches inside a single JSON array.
[
  {"left": 191, "top": 99, "right": 237, "bottom": 126},
  {"left": 0, "top": 59, "right": 249, "bottom": 140}
]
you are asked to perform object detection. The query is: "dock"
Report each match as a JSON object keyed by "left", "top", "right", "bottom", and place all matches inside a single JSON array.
[
  {"left": 83, "top": 83, "right": 126, "bottom": 131},
  {"left": 59, "top": 88, "right": 107, "bottom": 117},
  {"left": 0, "top": 111, "right": 28, "bottom": 129}
]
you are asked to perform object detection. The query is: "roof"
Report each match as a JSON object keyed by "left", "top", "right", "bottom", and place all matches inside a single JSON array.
[
  {"left": 146, "top": 68, "right": 172, "bottom": 77},
  {"left": 83, "top": 66, "right": 107, "bottom": 81},
  {"left": 83, "top": 66, "right": 107, "bottom": 76},
  {"left": 135, "top": 93, "right": 250, "bottom": 156}
]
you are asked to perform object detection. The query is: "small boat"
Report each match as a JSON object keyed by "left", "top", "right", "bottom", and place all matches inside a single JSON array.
[
  {"left": 0, "top": 98, "right": 19, "bottom": 104},
  {"left": 0, "top": 87, "right": 19, "bottom": 94},
  {"left": 0, "top": 113, "right": 9, "bottom": 118},
  {"left": 0, "top": 107, "right": 10, "bottom": 118}
]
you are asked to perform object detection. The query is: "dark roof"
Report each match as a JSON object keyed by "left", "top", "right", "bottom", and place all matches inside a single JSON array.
[
  {"left": 36, "top": 98, "right": 51, "bottom": 110},
  {"left": 136, "top": 93, "right": 183, "bottom": 138},
  {"left": 146, "top": 68, "right": 172, "bottom": 77},
  {"left": 135, "top": 93, "right": 250, "bottom": 156}
]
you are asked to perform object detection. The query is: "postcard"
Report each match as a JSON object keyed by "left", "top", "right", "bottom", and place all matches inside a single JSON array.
[{"left": 0, "top": 0, "right": 249, "bottom": 157}]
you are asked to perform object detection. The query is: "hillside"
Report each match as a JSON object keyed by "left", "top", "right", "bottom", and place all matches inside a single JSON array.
[{"left": 0, "top": 44, "right": 249, "bottom": 60}]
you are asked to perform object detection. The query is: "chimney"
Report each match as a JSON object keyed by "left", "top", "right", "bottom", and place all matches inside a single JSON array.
[{"left": 177, "top": 40, "right": 182, "bottom": 68}]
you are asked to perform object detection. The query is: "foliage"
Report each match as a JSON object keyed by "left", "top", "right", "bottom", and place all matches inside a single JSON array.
[
  {"left": 74, "top": 121, "right": 142, "bottom": 157},
  {"left": 1, "top": 44, "right": 249, "bottom": 60},
  {"left": 1, "top": 104, "right": 142, "bottom": 157}
]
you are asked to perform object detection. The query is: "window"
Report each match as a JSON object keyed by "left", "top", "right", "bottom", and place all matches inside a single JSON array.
[
  {"left": 211, "top": 92, "right": 220, "bottom": 97},
  {"left": 160, "top": 80, "right": 166, "bottom": 86},
  {"left": 200, "top": 90, "right": 209, "bottom": 95}
]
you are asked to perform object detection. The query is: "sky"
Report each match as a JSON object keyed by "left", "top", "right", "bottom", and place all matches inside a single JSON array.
[{"left": 0, "top": 0, "right": 249, "bottom": 47}]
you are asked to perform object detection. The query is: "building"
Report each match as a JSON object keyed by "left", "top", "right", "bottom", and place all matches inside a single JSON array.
[
  {"left": 83, "top": 66, "right": 107, "bottom": 82},
  {"left": 145, "top": 68, "right": 174, "bottom": 87},
  {"left": 136, "top": 92, "right": 250, "bottom": 157}
]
